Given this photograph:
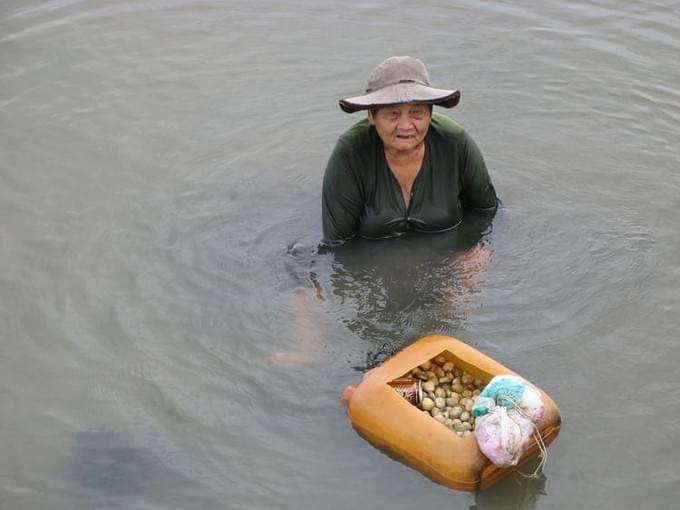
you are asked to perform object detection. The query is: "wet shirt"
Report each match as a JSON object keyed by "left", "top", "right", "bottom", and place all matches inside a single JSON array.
[{"left": 322, "top": 113, "right": 498, "bottom": 243}]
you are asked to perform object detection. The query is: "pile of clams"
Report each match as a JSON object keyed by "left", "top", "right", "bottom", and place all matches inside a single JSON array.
[{"left": 408, "top": 355, "right": 486, "bottom": 437}]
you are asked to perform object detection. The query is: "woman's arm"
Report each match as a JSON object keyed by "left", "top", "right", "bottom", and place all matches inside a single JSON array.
[
  {"left": 270, "top": 286, "right": 323, "bottom": 367},
  {"left": 459, "top": 131, "right": 498, "bottom": 213},
  {"left": 321, "top": 140, "right": 363, "bottom": 244}
]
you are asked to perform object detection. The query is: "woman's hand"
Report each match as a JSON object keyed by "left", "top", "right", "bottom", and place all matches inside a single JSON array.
[
  {"left": 452, "top": 242, "right": 491, "bottom": 290},
  {"left": 269, "top": 288, "right": 321, "bottom": 368}
]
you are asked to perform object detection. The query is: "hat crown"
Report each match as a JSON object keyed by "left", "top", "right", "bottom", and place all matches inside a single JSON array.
[{"left": 366, "top": 56, "right": 431, "bottom": 93}]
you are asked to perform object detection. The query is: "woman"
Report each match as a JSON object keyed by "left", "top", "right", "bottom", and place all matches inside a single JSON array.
[
  {"left": 322, "top": 56, "right": 498, "bottom": 244},
  {"left": 272, "top": 57, "right": 498, "bottom": 367}
]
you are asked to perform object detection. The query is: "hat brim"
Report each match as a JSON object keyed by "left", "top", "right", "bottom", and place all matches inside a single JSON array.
[{"left": 339, "top": 82, "right": 460, "bottom": 113}]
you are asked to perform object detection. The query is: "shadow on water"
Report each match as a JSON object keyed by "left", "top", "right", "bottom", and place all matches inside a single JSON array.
[
  {"left": 290, "top": 211, "right": 497, "bottom": 371},
  {"left": 470, "top": 458, "right": 548, "bottom": 510},
  {"left": 73, "top": 426, "right": 199, "bottom": 509}
]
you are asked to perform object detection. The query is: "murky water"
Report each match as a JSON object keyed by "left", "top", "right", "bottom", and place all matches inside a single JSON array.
[{"left": 1, "top": 1, "right": 679, "bottom": 509}]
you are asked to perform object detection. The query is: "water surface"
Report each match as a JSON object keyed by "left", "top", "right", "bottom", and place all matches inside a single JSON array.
[{"left": 1, "top": 1, "right": 679, "bottom": 509}]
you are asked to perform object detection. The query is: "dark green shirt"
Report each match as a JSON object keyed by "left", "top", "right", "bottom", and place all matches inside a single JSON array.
[{"left": 322, "top": 113, "right": 498, "bottom": 243}]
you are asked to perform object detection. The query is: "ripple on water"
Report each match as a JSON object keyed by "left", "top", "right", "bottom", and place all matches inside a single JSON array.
[{"left": 3, "top": 0, "right": 680, "bottom": 508}]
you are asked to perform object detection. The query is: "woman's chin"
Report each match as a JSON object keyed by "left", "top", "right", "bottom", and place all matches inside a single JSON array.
[{"left": 389, "top": 139, "right": 419, "bottom": 153}]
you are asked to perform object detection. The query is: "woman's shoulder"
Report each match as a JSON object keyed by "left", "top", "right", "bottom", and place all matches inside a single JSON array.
[
  {"left": 337, "top": 118, "right": 375, "bottom": 150},
  {"left": 429, "top": 113, "right": 467, "bottom": 142},
  {"left": 326, "top": 119, "right": 375, "bottom": 172}
]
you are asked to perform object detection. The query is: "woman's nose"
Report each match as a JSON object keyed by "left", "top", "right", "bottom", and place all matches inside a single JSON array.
[{"left": 397, "top": 115, "right": 414, "bottom": 130}]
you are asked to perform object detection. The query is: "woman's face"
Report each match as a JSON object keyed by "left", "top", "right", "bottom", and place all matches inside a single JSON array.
[{"left": 368, "top": 103, "right": 432, "bottom": 155}]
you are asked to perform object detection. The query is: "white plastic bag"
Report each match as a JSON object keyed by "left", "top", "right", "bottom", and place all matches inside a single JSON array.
[
  {"left": 475, "top": 407, "right": 534, "bottom": 466},
  {"left": 472, "top": 375, "right": 545, "bottom": 467}
]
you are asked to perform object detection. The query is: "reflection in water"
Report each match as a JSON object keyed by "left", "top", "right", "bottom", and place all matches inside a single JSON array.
[
  {"left": 471, "top": 458, "right": 548, "bottom": 510},
  {"left": 74, "top": 426, "right": 197, "bottom": 509},
  {"left": 308, "top": 211, "right": 496, "bottom": 369}
]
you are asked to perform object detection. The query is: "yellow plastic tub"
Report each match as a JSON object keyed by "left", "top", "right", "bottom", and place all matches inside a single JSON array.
[{"left": 341, "top": 335, "right": 561, "bottom": 491}]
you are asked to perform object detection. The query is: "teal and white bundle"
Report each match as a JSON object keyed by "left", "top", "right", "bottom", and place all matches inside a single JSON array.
[{"left": 472, "top": 375, "right": 545, "bottom": 467}]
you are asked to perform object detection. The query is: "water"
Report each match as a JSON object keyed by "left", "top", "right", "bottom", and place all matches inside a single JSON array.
[{"left": 1, "top": 1, "right": 679, "bottom": 508}]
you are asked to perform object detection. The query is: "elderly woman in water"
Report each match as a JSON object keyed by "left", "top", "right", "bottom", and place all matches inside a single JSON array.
[
  {"left": 273, "top": 57, "right": 498, "bottom": 366},
  {"left": 322, "top": 56, "right": 498, "bottom": 244}
]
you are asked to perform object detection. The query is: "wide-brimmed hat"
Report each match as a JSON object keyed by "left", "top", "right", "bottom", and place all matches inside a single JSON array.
[{"left": 339, "top": 56, "right": 460, "bottom": 113}]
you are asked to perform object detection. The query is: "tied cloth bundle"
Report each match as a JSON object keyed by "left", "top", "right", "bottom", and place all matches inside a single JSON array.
[{"left": 472, "top": 375, "right": 548, "bottom": 476}]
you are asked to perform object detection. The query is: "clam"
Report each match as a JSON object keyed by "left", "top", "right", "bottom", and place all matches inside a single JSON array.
[
  {"left": 421, "top": 397, "right": 435, "bottom": 411},
  {"left": 449, "top": 406, "right": 463, "bottom": 419},
  {"left": 422, "top": 380, "right": 436, "bottom": 393}
]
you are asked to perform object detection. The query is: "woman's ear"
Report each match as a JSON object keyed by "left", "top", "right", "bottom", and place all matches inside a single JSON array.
[{"left": 367, "top": 110, "right": 376, "bottom": 125}]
